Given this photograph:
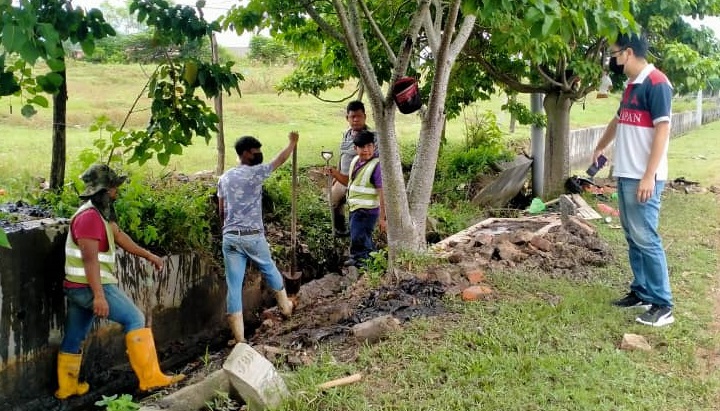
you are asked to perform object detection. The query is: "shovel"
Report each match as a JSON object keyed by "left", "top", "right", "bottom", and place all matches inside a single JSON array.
[
  {"left": 321, "top": 149, "right": 335, "bottom": 235},
  {"left": 283, "top": 145, "right": 302, "bottom": 281}
]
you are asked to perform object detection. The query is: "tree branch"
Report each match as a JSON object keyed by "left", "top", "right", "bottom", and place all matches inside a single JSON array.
[
  {"left": 386, "top": 0, "right": 429, "bottom": 102},
  {"left": 449, "top": 14, "right": 475, "bottom": 59},
  {"left": 475, "top": 58, "right": 549, "bottom": 93},
  {"left": 537, "top": 64, "right": 564, "bottom": 88},
  {"left": 331, "top": 0, "right": 383, "bottom": 103},
  {"left": 423, "top": 0, "right": 439, "bottom": 53},
  {"left": 358, "top": 0, "right": 396, "bottom": 65},
  {"left": 303, "top": 1, "right": 344, "bottom": 43}
]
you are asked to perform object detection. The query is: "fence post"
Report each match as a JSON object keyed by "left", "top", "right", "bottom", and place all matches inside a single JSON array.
[
  {"left": 531, "top": 93, "right": 545, "bottom": 198},
  {"left": 696, "top": 89, "right": 703, "bottom": 127}
]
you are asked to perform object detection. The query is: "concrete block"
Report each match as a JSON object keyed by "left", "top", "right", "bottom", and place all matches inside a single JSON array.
[
  {"left": 223, "top": 343, "right": 289, "bottom": 411},
  {"left": 139, "top": 369, "right": 230, "bottom": 411}
]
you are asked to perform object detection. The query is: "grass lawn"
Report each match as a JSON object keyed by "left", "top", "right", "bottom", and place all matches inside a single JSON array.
[{"left": 274, "top": 124, "right": 720, "bottom": 411}]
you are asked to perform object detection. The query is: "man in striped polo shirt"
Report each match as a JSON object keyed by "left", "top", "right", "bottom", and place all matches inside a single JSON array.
[{"left": 593, "top": 33, "right": 674, "bottom": 327}]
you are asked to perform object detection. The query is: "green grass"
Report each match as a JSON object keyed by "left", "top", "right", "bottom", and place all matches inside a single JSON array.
[{"left": 273, "top": 126, "right": 720, "bottom": 411}]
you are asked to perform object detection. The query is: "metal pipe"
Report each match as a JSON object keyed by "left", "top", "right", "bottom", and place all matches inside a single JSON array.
[{"left": 530, "top": 93, "right": 546, "bottom": 198}]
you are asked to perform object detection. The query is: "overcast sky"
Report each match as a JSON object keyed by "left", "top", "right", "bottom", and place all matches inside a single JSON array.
[{"left": 68, "top": 1, "right": 720, "bottom": 48}]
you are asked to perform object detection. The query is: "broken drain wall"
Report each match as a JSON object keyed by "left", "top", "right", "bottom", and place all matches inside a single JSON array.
[{"left": 0, "top": 219, "right": 241, "bottom": 409}]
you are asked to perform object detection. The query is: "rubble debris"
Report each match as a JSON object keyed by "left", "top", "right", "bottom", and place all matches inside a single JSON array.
[
  {"left": 432, "top": 215, "right": 612, "bottom": 279},
  {"left": 667, "top": 177, "right": 710, "bottom": 194}
]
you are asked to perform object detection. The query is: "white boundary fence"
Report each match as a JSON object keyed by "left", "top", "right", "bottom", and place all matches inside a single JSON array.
[{"left": 568, "top": 106, "right": 720, "bottom": 169}]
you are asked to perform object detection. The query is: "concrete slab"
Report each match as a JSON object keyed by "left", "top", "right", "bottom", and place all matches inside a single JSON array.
[
  {"left": 139, "top": 369, "right": 231, "bottom": 411},
  {"left": 223, "top": 343, "right": 289, "bottom": 411}
]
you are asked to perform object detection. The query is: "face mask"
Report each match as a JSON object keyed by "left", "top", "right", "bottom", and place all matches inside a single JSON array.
[
  {"left": 609, "top": 57, "right": 624, "bottom": 76},
  {"left": 250, "top": 152, "right": 263, "bottom": 166}
]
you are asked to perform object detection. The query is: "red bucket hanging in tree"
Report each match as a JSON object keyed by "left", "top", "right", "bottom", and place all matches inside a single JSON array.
[{"left": 392, "top": 77, "right": 422, "bottom": 114}]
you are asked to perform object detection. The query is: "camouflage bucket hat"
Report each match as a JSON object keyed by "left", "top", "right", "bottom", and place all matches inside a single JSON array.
[{"left": 79, "top": 164, "right": 127, "bottom": 198}]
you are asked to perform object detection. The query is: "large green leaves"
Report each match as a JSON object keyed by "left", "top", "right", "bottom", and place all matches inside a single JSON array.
[{"left": 0, "top": 0, "right": 116, "bottom": 115}]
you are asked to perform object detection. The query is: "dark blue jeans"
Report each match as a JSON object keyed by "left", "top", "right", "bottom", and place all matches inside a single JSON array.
[{"left": 349, "top": 208, "right": 379, "bottom": 264}]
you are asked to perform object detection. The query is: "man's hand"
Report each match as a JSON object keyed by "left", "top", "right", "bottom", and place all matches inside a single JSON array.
[
  {"left": 289, "top": 130, "right": 299, "bottom": 144},
  {"left": 591, "top": 149, "right": 604, "bottom": 167},
  {"left": 93, "top": 293, "right": 109, "bottom": 318},
  {"left": 147, "top": 253, "right": 164, "bottom": 271},
  {"left": 324, "top": 166, "right": 338, "bottom": 178},
  {"left": 637, "top": 175, "right": 655, "bottom": 203},
  {"left": 378, "top": 218, "right": 387, "bottom": 233}
]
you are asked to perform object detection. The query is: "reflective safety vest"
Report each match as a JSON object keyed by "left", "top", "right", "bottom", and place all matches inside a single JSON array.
[
  {"left": 347, "top": 156, "right": 380, "bottom": 212},
  {"left": 64, "top": 202, "right": 119, "bottom": 284}
]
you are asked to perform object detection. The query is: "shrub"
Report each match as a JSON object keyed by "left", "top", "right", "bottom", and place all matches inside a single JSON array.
[{"left": 247, "top": 35, "right": 295, "bottom": 65}]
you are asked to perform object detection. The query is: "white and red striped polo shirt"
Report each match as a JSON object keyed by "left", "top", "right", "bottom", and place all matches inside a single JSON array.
[{"left": 613, "top": 64, "right": 673, "bottom": 181}]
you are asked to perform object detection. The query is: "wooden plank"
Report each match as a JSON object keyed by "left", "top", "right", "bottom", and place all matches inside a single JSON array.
[{"left": 571, "top": 194, "right": 602, "bottom": 220}]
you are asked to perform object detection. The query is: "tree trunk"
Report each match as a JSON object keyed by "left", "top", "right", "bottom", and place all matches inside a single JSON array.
[
  {"left": 372, "top": 103, "right": 422, "bottom": 261},
  {"left": 211, "top": 33, "right": 225, "bottom": 176},
  {"left": 541, "top": 92, "right": 573, "bottom": 198},
  {"left": 407, "top": 102, "right": 446, "bottom": 242},
  {"left": 50, "top": 67, "right": 67, "bottom": 191}
]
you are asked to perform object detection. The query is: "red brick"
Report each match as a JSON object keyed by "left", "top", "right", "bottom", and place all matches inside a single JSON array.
[
  {"left": 461, "top": 285, "right": 493, "bottom": 301},
  {"left": 465, "top": 269, "right": 486, "bottom": 285}
]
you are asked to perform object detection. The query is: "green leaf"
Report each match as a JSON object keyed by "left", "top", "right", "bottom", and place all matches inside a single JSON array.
[
  {"left": 21, "top": 104, "right": 37, "bottom": 117},
  {"left": 46, "top": 58, "right": 65, "bottom": 72},
  {"left": 2, "top": 23, "right": 26, "bottom": 53},
  {"left": 0, "top": 227, "right": 10, "bottom": 249},
  {"left": 157, "top": 151, "right": 170, "bottom": 165},
  {"left": 45, "top": 72, "right": 64, "bottom": 87},
  {"left": 80, "top": 39, "right": 95, "bottom": 56},
  {"left": 28, "top": 95, "right": 49, "bottom": 108}
]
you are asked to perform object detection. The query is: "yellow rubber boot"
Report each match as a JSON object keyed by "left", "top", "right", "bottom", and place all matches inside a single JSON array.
[
  {"left": 55, "top": 352, "right": 90, "bottom": 399},
  {"left": 125, "top": 328, "right": 185, "bottom": 391}
]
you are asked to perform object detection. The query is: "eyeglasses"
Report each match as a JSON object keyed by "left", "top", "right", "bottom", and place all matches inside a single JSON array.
[{"left": 609, "top": 48, "right": 627, "bottom": 56}]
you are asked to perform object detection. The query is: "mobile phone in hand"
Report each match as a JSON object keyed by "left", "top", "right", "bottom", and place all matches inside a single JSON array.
[{"left": 587, "top": 154, "right": 607, "bottom": 177}]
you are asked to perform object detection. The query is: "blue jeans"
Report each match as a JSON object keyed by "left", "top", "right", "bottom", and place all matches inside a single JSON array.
[
  {"left": 60, "top": 284, "right": 145, "bottom": 353},
  {"left": 617, "top": 178, "right": 673, "bottom": 307},
  {"left": 349, "top": 209, "right": 379, "bottom": 263},
  {"left": 222, "top": 233, "right": 285, "bottom": 315}
]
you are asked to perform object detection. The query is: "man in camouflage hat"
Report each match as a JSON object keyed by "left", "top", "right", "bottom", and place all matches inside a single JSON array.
[{"left": 55, "top": 164, "right": 184, "bottom": 400}]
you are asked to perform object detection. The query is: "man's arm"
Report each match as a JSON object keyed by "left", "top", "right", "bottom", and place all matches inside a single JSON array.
[
  {"left": 111, "top": 222, "right": 164, "bottom": 270},
  {"left": 637, "top": 121, "right": 670, "bottom": 202},
  {"left": 218, "top": 197, "right": 225, "bottom": 223},
  {"left": 77, "top": 237, "right": 109, "bottom": 318},
  {"left": 592, "top": 117, "right": 619, "bottom": 165},
  {"left": 326, "top": 167, "right": 349, "bottom": 186},
  {"left": 270, "top": 131, "right": 300, "bottom": 171}
]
